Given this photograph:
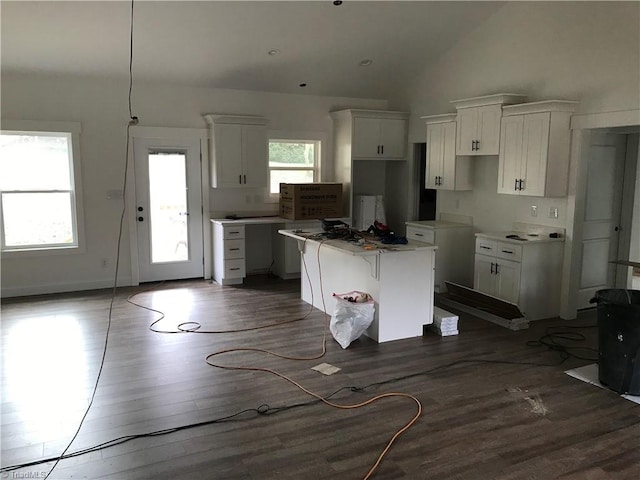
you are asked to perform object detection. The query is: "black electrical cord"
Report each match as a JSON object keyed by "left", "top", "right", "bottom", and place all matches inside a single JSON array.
[
  {"left": 526, "top": 324, "right": 598, "bottom": 363},
  {"left": 0, "top": 353, "right": 573, "bottom": 474},
  {"left": 40, "top": 1, "right": 138, "bottom": 478}
]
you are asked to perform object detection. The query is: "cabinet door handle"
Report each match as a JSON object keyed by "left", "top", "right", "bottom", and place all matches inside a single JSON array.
[
  {"left": 502, "top": 250, "right": 514, "bottom": 254},
  {"left": 243, "top": 174, "right": 247, "bottom": 184},
  {"left": 490, "top": 262, "right": 495, "bottom": 274},
  {"left": 381, "top": 145, "right": 384, "bottom": 155},
  {"left": 377, "top": 145, "right": 380, "bottom": 154},
  {"left": 520, "top": 179, "right": 525, "bottom": 191},
  {"left": 480, "top": 245, "right": 491, "bottom": 250},
  {"left": 495, "top": 263, "right": 500, "bottom": 274},
  {"left": 229, "top": 267, "right": 240, "bottom": 271},
  {"left": 476, "top": 140, "right": 480, "bottom": 151},
  {"left": 415, "top": 233, "right": 424, "bottom": 237},
  {"left": 514, "top": 179, "right": 518, "bottom": 191},
  {"left": 239, "top": 174, "right": 242, "bottom": 184},
  {"left": 229, "top": 247, "right": 240, "bottom": 251},
  {"left": 229, "top": 231, "right": 240, "bottom": 235}
]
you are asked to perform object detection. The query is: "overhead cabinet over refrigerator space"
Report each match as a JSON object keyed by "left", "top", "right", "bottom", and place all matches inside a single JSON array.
[
  {"left": 347, "top": 110, "right": 408, "bottom": 160},
  {"left": 451, "top": 93, "right": 527, "bottom": 156},
  {"left": 497, "top": 100, "right": 578, "bottom": 197},
  {"left": 204, "top": 114, "right": 268, "bottom": 188},
  {"left": 331, "top": 109, "right": 409, "bottom": 226}
]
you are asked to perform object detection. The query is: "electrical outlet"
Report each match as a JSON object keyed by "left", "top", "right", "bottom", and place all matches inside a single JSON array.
[
  {"left": 530, "top": 205, "right": 537, "bottom": 217},
  {"left": 101, "top": 258, "right": 108, "bottom": 269},
  {"left": 549, "top": 206, "right": 559, "bottom": 219}
]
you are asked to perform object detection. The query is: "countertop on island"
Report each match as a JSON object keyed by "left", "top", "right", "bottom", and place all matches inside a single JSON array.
[{"left": 278, "top": 229, "right": 437, "bottom": 257}]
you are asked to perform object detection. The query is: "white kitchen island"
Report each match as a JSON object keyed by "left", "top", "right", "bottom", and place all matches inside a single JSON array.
[{"left": 278, "top": 230, "right": 437, "bottom": 343}]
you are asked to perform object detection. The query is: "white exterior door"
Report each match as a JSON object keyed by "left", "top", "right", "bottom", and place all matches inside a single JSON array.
[
  {"left": 134, "top": 136, "right": 204, "bottom": 282},
  {"left": 577, "top": 132, "right": 626, "bottom": 308}
]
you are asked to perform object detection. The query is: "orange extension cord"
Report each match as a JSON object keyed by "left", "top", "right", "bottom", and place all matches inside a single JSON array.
[{"left": 129, "top": 239, "right": 422, "bottom": 479}]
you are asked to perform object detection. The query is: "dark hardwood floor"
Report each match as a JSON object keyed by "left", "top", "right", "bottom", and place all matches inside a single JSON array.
[{"left": 1, "top": 276, "right": 638, "bottom": 479}]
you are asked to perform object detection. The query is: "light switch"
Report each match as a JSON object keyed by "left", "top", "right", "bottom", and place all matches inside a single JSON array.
[
  {"left": 549, "top": 207, "right": 559, "bottom": 219},
  {"left": 530, "top": 205, "right": 537, "bottom": 217}
]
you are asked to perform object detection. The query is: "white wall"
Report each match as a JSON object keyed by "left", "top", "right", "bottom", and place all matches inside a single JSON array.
[
  {"left": 391, "top": 1, "right": 640, "bottom": 232},
  {"left": 0, "top": 74, "right": 385, "bottom": 296}
]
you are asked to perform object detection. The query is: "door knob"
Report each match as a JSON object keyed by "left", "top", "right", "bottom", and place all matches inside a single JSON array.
[
  {"left": 137, "top": 206, "right": 144, "bottom": 212},
  {"left": 137, "top": 216, "right": 144, "bottom": 222}
]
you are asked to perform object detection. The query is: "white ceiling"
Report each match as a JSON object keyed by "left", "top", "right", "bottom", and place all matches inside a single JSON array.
[{"left": 1, "top": 1, "right": 505, "bottom": 100}]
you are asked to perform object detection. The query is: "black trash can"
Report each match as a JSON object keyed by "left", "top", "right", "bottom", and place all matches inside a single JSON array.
[{"left": 591, "top": 289, "right": 640, "bottom": 395}]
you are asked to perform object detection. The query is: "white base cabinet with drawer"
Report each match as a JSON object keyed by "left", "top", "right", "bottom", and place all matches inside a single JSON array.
[
  {"left": 406, "top": 220, "right": 474, "bottom": 293},
  {"left": 473, "top": 235, "right": 564, "bottom": 321},
  {"left": 213, "top": 223, "right": 246, "bottom": 285}
]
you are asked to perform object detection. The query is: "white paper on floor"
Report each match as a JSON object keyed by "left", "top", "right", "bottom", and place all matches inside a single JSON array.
[
  {"left": 312, "top": 362, "right": 341, "bottom": 376},
  {"left": 565, "top": 363, "right": 640, "bottom": 405}
]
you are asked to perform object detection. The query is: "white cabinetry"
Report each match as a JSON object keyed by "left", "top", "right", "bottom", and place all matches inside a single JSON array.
[
  {"left": 331, "top": 109, "right": 409, "bottom": 227},
  {"left": 272, "top": 220, "right": 320, "bottom": 279},
  {"left": 406, "top": 220, "right": 474, "bottom": 293},
  {"left": 204, "top": 114, "right": 268, "bottom": 188},
  {"left": 422, "top": 114, "right": 472, "bottom": 190},
  {"left": 497, "top": 100, "right": 578, "bottom": 197},
  {"left": 473, "top": 234, "right": 564, "bottom": 321},
  {"left": 451, "top": 94, "right": 526, "bottom": 156},
  {"left": 213, "top": 223, "right": 246, "bottom": 285},
  {"left": 350, "top": 113, "right": 407, "bottom": 160}
]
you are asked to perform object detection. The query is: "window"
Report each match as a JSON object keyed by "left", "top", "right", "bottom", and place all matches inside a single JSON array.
[
  {"left": 1, "top": 122, "right": 84, "bottom": 253},
  {"left": 268, "top": 139, "right": 320, "bottom": 195}
]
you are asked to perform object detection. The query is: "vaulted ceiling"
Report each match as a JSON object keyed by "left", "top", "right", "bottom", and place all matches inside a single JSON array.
[{"left": 1, "top": 1, "right": 505, "bottom": 99}]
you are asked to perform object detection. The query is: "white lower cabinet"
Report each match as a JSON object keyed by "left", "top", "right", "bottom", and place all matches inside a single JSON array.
[
  {"left": 272, "top": 220, "right": 320, "bottom": 279},
  {"left": 213, "top": 223, "right": 246, "bottom": 285},
  {"left": 473, "top": 236, "right": 564, "bottom": 321},
  {"left": 405, "top": 220, "right": 474, "bottom": 293}
]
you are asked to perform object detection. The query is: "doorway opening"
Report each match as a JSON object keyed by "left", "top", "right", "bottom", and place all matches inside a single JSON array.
[{"left": 414, "top": 143, "right": 437, "bottom": 220}]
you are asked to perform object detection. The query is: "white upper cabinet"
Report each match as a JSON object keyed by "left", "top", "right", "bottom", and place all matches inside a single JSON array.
[
  {"left": 422, "top": 114, "right": 472, "bottom": 191},
  {"left": 497, "top": 100, "right": 578, "bottom": 197},
  {"left": 204, "top": 114, "right": 268, "bottom": 188},
  {"left": 451, "top": 93, "right": 527, "bottom": 156},
  {"left": 347, "top": 110, "right": 408, "bottom": 160}
]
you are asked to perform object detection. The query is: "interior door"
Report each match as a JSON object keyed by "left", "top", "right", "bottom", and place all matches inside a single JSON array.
[
  {"left": 134, "top": 137, "right": 203, "bottom": 282},
  {"left": 577, "top": 132, "right": 626, "bottom": 308}
]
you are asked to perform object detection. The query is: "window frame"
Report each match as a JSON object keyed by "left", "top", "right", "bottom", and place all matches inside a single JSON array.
[
  {"left": 267, "top": 131, "right": 325, "bottom": 201},
  {"left": 1, "top": 120, "right": 86, "bottom": 257}
]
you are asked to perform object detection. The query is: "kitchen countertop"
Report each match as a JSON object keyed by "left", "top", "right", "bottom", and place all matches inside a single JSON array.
[
  {"left": 211, "top": 216, "right": 317, "bottom": 226},
  {"left": 278, "top": 229, "right": 437, "bottom": 257},
  {"left": 476, "top": 231, "right": 565, "bottom": 244},
  {"left": 406, "top": 220, "right": 474, "bottom": 229}
]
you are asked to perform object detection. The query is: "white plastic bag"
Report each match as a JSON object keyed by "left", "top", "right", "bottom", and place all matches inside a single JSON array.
[{"left": 330, "top": 291, "right": 375, "bottom": 349}]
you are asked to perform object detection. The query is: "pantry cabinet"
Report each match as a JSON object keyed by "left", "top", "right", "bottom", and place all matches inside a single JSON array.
[
  {"left": 422, "top": 114, "right": 472, "bottom": 190},
  {"left": 473, "top": 233, "right": 564, "bottom": 321},
  {"left": 204, "top": 114, "right": 268, "bottom": 188},
  {"left": 497, "top": 100, "right": 578, "bottom": 197},
  {"left": 451, "top": 93, "right": 527, "bottom": 156}
]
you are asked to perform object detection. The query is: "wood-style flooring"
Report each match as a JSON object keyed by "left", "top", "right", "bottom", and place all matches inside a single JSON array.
[{"left": 1, "top": 276, "right": 639, "bottom": 479}]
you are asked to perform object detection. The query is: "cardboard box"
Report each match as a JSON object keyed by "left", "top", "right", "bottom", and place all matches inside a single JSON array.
[{"left": 279, "top": 183, "right": 343, "bottom": 220}]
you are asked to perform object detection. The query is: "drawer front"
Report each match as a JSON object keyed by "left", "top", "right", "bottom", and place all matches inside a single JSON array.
[
  {"left": 223, "top": 225, "right": 245, "bottom": 240},
  {"left": 495, "top": 242, "right": 523, "bottom": 262},
  {"left": 224, "top": 258, "right": 246, "bottom": 278},
  {"left": 223, "top": 239, "right": 245, "bottom": 259},
  {"left": 476, "top": 238, "right": 496, "bottom": 255},
  {"left": 407, "top": 226, "right": 435, "bottom": 244}
]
